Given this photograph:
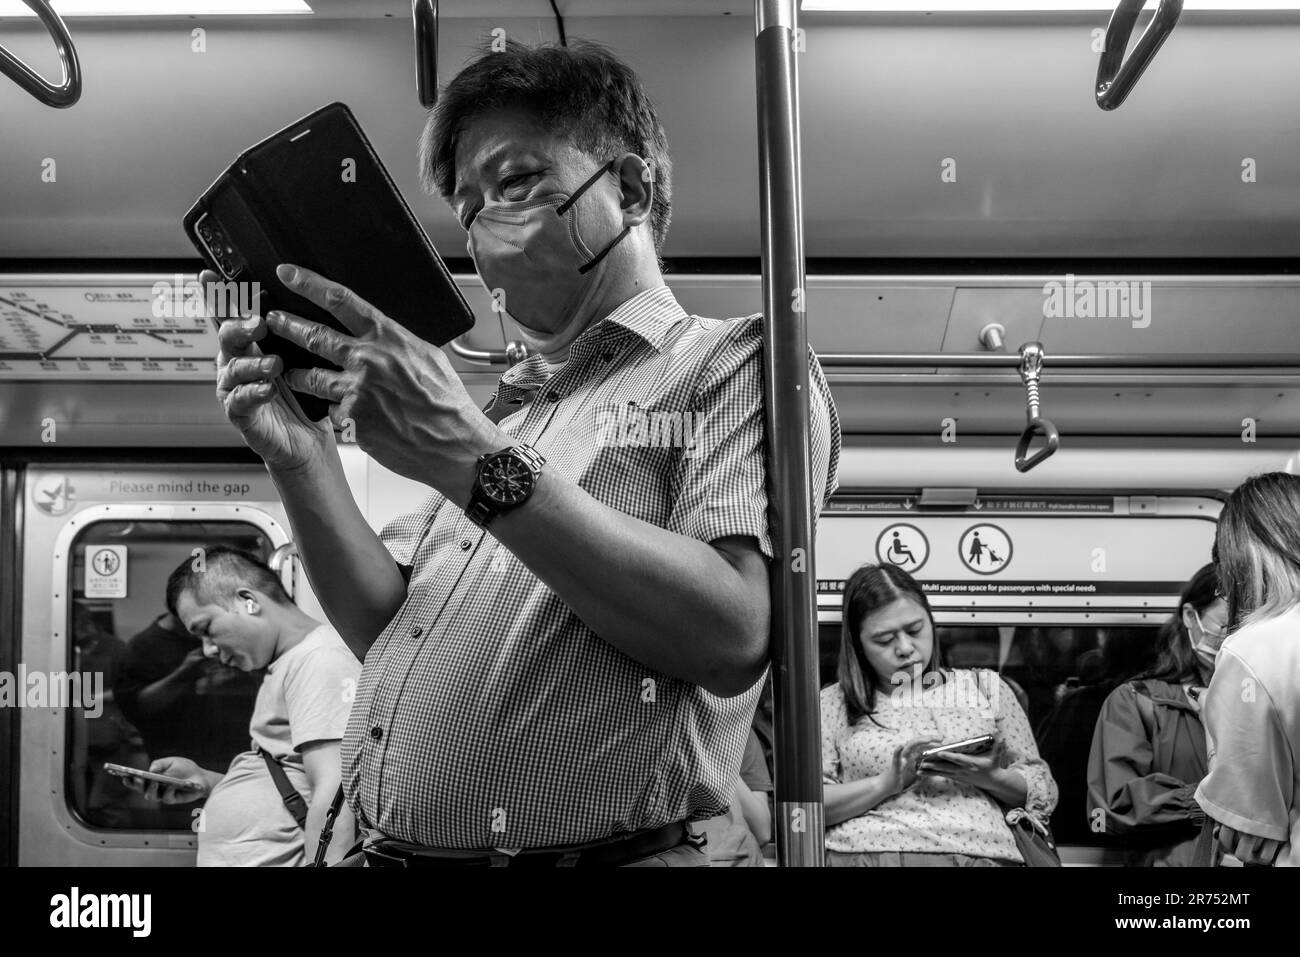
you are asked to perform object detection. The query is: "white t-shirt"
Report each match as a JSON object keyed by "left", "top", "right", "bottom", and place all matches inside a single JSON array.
[
  {"left": 197, "top": 625, "right": 360, "bottom": 867},
  {"left": 1196, "top": 605, "right": 1300, "bottom": 866}
]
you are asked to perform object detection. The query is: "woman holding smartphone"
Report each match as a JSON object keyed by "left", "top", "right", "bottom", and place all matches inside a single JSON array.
[
  {"left": 821, "top": 564, "right": 1058, "bottom": 866},
  {"left": 1194, "top": 473, "right": 1300, "bottom": 867}
]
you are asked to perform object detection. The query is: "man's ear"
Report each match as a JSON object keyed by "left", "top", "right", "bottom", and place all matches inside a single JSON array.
[
  {"left": 615, "top": 152, "right": 654, "bottom": 228},
  {"left": 235, "top": 587, "right": 258, "bottom": 613}
]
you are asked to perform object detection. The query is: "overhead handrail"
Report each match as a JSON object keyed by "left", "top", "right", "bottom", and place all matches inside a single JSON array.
[
  {"left": 448, "top": 337, "right": 530, "bottom": 368},
  {"left": 1014, "top": 342, "right": 1060, "bottom": 473},
  {"left": 0, "top": 0, "right": 82, "bottom": 109},
  {"left": 1095, "top": 0, "right": 1183, "bottom": 111},
  {"left": 816, "top": 352, "right": 1300, "bottom": 369},
  {"left": 413, "top": 0, "right": 438, "bottom": 108}
]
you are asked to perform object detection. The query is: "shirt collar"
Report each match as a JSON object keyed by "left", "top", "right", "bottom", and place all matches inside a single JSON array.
[
  {"left": 498, "top": 285, "right": 686, "bottom": 391},
  {"left": 583, "top": 284, "right": 687, "bottom": 354}
]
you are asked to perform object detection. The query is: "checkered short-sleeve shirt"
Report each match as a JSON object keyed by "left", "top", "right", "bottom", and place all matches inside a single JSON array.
[{"left": 342, "top": 285, "right": 841, "bottom": 849}]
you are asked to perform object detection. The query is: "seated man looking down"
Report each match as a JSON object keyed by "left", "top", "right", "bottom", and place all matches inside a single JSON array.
[{"left": 127, "top": 546, "right": 360, "bottom": 866}]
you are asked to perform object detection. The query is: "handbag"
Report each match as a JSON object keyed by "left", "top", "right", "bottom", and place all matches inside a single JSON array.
[{"left": 1005, "top": 807, "right": 1063, "bottom": 867}]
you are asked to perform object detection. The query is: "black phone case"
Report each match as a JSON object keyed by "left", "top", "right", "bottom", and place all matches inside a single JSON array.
[{"left": 182, "top": 101, "right": 475, "bottom": 421}]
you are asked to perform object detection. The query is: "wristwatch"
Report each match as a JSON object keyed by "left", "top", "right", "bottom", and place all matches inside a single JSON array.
[{"left": 465, "top": 444, "right": 547, "bottom": 528}]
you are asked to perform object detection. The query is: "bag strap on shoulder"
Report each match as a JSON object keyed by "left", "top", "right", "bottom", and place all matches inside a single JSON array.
[{"left": 258, "top": 747, "right": 308, "bottom": 830}]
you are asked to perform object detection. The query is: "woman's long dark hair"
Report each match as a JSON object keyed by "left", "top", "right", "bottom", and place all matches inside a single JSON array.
[
  {"left": 1140, "top": 563, "right": 1218, "bottom": 685},
  {"left": 1215, "top": 472, "right": 1300, "bottom": 631},
  {"left": 837, "top": 563, "right": 945, "bottom": 726}
]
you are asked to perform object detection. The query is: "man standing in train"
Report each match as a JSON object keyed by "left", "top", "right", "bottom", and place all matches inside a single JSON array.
[{"left": 207, "top": 39, "right": 839, "bottom": 866}]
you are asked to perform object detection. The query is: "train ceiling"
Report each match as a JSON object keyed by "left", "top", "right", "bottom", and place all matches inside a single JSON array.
[{"left": 0, "top": 5, "right": 1297, "bottom": 258}]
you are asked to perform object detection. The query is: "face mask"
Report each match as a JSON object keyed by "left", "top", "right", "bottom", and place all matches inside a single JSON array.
[
  {"left": 1191, "top": 609, "right": 1226, "bottom": 668},
  {"left": 467, "top": 159, "right": 631, "bottom": 344}
]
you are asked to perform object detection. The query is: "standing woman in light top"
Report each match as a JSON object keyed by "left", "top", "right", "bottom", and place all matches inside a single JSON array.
[
  {"left": 1195, "top": 473, "right": 1300, "bottom": 866},
  {"left": 821, "top": 564, "right": 1058, "bottom": 866}
]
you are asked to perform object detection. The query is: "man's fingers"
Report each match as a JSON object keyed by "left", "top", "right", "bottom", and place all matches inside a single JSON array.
[
  {"left": 276, "top": 263, "right": 380, "bottom": 337},
  {"left": 217, "top": 313, "right": 269, "bottom": 358},
  {"left": 284, "top": 366, "right": 348, "bottom": 402},
  {"left": 224, "top": 381, "right": 278, "bottom": 417},
  {"left": 266, "top": 309, "right": 353, "bottom": 365},
  {"left": 217, "top": 355, "right": 282, "bottom": 394}
]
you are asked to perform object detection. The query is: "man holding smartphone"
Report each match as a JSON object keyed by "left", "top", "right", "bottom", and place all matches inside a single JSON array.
[
  {"left": 126, "top": 547, "right": 359, "bottom": 866},
  {"left": 205, "top": 39, "right": 839, "bottom": 865}
]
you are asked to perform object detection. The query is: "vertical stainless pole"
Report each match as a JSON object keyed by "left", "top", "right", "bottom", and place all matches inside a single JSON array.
[{"left": 755, "top": 0, "right": 823, "bottom": 867}]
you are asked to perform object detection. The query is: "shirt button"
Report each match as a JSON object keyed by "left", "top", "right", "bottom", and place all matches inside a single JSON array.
[
  {"left": 546, "top": 390, "right": 560, "bottom": 403},
  {"left": 601, "top": 352, "right": 613, "bottom": 363},
  {"left": 410, "top": 626, "right": 422, "bottom": 637},
  {"left": 459, "top": 539, "right": 472, "bottom": 550},
  {"left": 370, "top": 726, "right": 383, "bottom": 741}
]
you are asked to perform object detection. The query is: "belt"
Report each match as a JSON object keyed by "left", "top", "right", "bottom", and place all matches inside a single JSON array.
[{"left": 364, "top": 821, "right": 696, "bottom": 868}]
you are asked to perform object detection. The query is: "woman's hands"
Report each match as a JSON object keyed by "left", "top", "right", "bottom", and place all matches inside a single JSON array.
[
  {"left": 919, "top": 739, "right": 1006, "bottom": 790},
  {"left": 919, "top": 739, "right": 1030, "bottom": 807},
  {"left": 882, "top": 736, "right": 942, "bottom": 797}
]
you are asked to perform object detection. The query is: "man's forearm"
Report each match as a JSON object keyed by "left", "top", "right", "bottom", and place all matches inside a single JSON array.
[
  {"left": 268, "top": 441, "right": 406, "bottom": 656},
  {"left": 489, "top": 472, "right": 769, "bottom": 697}
]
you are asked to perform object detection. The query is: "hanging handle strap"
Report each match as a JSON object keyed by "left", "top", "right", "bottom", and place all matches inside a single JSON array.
[
  {"left": 1014, "top": 342, "right": 1060, "bottom": 473},
  {"left": 1096, "top": 0, "right": 1184, "bottom": 111},
  {"left": 0, "top": 0, "right": 82, "bottom": 109}
]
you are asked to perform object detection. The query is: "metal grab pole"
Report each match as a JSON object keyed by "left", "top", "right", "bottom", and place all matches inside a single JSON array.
[{"left": 756, "top": 0, "right": 823, "bottom": 868}]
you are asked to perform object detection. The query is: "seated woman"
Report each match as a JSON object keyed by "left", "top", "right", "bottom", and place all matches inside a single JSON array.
[
  {"left": 821, "top": 564, "right": 1058, "bottom": 866},
  {"left": 1087, "top": 563, "right": 1225, "bottom": 866}
]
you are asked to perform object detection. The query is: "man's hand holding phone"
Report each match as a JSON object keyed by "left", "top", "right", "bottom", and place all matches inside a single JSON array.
[
  {"left": 118, "top": 757, "right": 216, "bottom": 804},
  {"left": 265, "top": 264, "right": 507, "bottom": 506},
  {"left": 210, "top": 269, "right": 338, "bottom": 475},
  {"left": 209, "top": 268, "right": 334, "bottom": 475}
]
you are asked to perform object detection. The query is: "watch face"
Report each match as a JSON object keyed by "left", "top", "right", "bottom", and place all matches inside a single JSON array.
[{"left": 480, "top": 452, "right": 535, "bottom": 506}]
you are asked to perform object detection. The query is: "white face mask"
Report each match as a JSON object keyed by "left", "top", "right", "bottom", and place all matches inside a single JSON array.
[
  {"left": 1191, "top": 609, "right": 1227, "bottom": 669},
  {"left": 466, "top": 159, "right": 629, "bottom": 349}
]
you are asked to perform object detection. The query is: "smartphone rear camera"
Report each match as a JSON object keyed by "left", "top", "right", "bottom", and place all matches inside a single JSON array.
[{"left": 194, "top": 213, "right": 246, "bottom": 279}]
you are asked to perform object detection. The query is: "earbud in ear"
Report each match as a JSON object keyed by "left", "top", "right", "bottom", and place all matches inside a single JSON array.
[{"left": 246, "top": 600, "right": 256, "bottom": 614}]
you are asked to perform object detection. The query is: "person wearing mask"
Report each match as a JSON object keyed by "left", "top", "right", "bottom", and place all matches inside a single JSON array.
[
  {"left": 1196, "top": 473, "right": 1300, "bottom": 866},
  {"left": 821, "top": 564, "right": 1057, "bottom": 866},
  {"left": 202, "top": 38, "right": 840, "bottom": 866},
  {"left": 1087, "top": 563, "right": 1226, "bottom": 865}
]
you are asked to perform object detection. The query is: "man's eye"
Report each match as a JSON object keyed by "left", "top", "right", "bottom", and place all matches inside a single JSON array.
[{"left": 502, "top": 172, "right": 538, "bottom": 194}]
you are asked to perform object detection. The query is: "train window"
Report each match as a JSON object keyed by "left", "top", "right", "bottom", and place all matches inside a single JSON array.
[
  {"left": 817, "top": 621, "right": 1161, "bottom": 847},
  {"left": 66, "top": 520, "right": 268, "bottom": 831}
]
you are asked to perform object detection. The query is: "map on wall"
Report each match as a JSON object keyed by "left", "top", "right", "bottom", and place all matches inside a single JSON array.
[{"left": 0, "top": 278, "right": 219, "bottom": 380}]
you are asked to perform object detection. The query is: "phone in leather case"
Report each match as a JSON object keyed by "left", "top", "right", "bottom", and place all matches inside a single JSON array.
[{"left": 182, "top": 102, "right": 475, "bottom": 422}]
